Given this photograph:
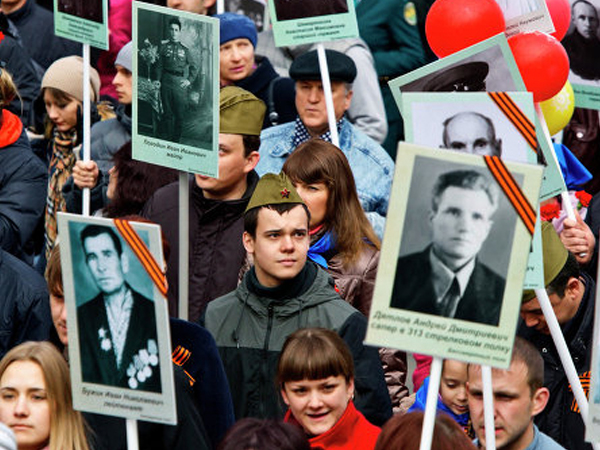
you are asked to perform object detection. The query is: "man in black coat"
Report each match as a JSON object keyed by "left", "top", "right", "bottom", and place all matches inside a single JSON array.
[
  {"left": 391, "top": 169, "right": 505, "bottom": 326},
  {"left": 77, "top": 224, "right": 161, "bottom": 392}
]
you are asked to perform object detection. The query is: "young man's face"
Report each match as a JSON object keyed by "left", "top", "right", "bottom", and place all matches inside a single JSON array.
[
  {"left": 468, "top": 361, "right": 548, "bottom": 450},
  {"left": 430, "top": 186, "right": 495, "bottom": 270},
  {"left": 243, "top": 205, "right": 310, "bottom": 287},
  {"left": 112, "top": 65, "right": 132, "bottom": 105},
  {"left": 169, "top": 23, "right": 181, "bottom": 42},
  {"left": 295, "top": 80, "right": 352, "bottom": 137},
  {"left": 519, "top": 283, "right": 581, "bottom": 335},
  {"left": 83, "top": 233, "right": 127, "bottom": 296},
  {"left": 194, "top": 133, "right": 258, "bottom": 200}
]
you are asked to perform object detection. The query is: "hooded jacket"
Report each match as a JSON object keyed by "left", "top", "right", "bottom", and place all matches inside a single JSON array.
[
  {"left": 203, "top": 263, "right": 392, "bottom": 426},
  {"left": 143, "top": 171, "right": 260, "bottom": 321}
]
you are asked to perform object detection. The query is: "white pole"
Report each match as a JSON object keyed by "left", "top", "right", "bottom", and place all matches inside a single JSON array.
[
  {"left": 316, "top": 44, "right": 339, "bottom": 148},
  {"left": 534, "top": 288, "right": 600, "bottom": 450},
  {"left": 216, "top": 0, "right": 224, "bottom": 14},
  {"left": 178, "top": 172, "right": 189, "bottom": 320},
  {"left": 482, "top": 365, "right": 496, "bottom": 450},
  {"left": 419, "top": 357, "right": 442, "bottom": 450},
  {"left": 126, "top": 418, "right": 139, "bottom": 450},
  {"left": 82, "top": 44, "right": 91, "bottom": 216}
]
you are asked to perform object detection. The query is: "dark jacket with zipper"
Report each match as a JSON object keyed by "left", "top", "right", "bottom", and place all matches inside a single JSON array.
[
  {"left": 202, "top": 262, "right": 392, "bottom": 426},
  {"left": 518, "top": 272, "right": 594, "bottom": 450},
  {"left": 142, "top": 171, "right": 260, "bottom": 321}
]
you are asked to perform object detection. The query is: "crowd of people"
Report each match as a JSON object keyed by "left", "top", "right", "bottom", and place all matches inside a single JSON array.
[{"left": 0, "top": 0, "right": 596, "bottom": 449}]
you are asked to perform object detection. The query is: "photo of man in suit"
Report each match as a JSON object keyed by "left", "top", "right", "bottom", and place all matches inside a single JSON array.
[
  {"left": 390, "top": 169, "right": 506, "bottom": 326},
  {"left": 563, "top": 0, "right": 600, "bottom": 82},
  {"left": 77, "top": 224, "right": 161, "bottom": 392}
]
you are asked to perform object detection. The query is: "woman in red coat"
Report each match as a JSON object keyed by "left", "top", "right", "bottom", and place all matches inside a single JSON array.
[{"left": 278, "top": 328, "right": 381, "bottom": 450}]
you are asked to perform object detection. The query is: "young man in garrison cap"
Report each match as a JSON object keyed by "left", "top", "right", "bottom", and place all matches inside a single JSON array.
[
  {"left": 518, "top": 222, "right": 594, "bottom": 450},
  {"left": 202, "top": 172, "right": 392, "bottom": 426},
  {"left": 257, "top": 49, "right": 394, "bottom": 237},
  {"left": 142, "top": 86, "right": 265, "bottom": 322}
]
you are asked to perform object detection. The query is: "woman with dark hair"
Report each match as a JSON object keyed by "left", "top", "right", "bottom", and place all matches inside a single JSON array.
[
  {"left": 217, "top": 418, "right": 309, "bottom": 450},
  {"left": 374, "top": 411, "right": 476, "bottom": 450},
  {"left": 65, "top": 141, "right": 178, "bottom": 217},
  {"left": 278, "top": 328, "right": 380, "bottom": 450},
  {"left": 282, "top": 139, "right": 408, "bottom": 411},
  {"left": 282, "top": 138, "right": 380, "bottom": 315}
]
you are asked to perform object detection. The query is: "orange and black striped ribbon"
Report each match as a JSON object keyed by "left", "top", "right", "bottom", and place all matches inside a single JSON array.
[
  {"left": 114, "top": 218, "right": 168, "bottom": 297},
  {"left": 172, "top": 345, "right": 191, "bottom": 366},
  {"left": 483, "top": 156, "right": 536, "bottom": 236},
  {"left": 488, "top": 92, "right": 538, "bottom": 153}
]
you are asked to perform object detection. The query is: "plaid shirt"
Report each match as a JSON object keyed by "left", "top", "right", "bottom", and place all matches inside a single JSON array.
[{"left": 291, "top": 116, "right": 344, "bottom": 148}]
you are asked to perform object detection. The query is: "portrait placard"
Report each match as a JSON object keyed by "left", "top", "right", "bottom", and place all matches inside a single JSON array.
[
  {"left": 366, "top": 144, "right": 543, "bottom": 368},
  {"left": 54, "top": 0, "right": 108, "bottom": 49},
  {"left": 402, "top": 91, "right": 537, "bottom": 165},
  {"left": 269, "top": 0, "right": 359, "bottom": 47},
  {"left": 495, "top": 0, "right": 554, "bottom": 37},
  {"left": 57, "top": 213, "right": 176, "bottom": 424},
  {"left": 225, "top": 0, "right": 268, "bottom": 31},
  {"left": 133, "top": 2, "right": 219, "bottom": 176},
  {"left": 389, "top": 33, "right": 565, "bottom": 201},
  {"left": 586, "top": 270, "right": 600, "bottom": 441},
  {"left": 564, "top": 0, "right": 600, "bottom": 109}
]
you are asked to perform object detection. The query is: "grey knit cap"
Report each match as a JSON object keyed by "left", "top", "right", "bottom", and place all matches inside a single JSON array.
[
  {"left": 41, "top": 56, "right": 101, "bottom": 102},
  {"left": 115, "top": 41, "right": 132, "bottom": 72}
]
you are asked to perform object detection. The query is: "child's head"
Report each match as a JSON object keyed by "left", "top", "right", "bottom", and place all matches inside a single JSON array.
[{"left": 440, "top": 359, "right": 469, "bottom": 416}]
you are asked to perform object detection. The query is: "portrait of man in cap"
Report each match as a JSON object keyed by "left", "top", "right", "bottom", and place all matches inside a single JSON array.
[
  {"left": 441, "top": 111, "right": 502, "bottom": 157},
  {"left": 563, "top": 0, "right": 600, "bottom": 82},
  {"left": 274, "top": 0, "right": 349, "bottom": 21},
  {"left": 76, "top": 224, "right": 161, "bottom": 392},
  {"left": 390, "top": 168, "right": 506, "bottom": 326}
]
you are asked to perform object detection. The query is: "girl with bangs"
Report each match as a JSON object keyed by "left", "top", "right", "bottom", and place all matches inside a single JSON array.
[{"left": 277, "top": 328, "right": 380, "bottom": 450}]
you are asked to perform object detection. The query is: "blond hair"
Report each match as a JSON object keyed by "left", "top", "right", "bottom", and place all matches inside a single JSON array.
[
  {"left": 0, "top": 342, "right": 90, "bottom": 450},
  {"left": 0, "top": 67, "right": 20, "bottom": 111}
]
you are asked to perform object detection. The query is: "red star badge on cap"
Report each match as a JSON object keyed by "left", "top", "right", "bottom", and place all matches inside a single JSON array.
[{"left": 281, "top": 188, "right": 290, "bottom": 198}]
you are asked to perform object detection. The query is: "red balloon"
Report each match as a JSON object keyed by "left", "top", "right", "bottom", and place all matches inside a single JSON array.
[
  {"left": 508, "top": 32, "right": 570, "bottom": 102},
  {"left": 546, "top": 0, "right": 571, "bottom": 41},
  {"left": 425, "top": 0, "right": 505, "bottom": 58}
]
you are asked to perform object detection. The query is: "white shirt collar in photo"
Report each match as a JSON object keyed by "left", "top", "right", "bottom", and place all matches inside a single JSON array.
[{"left": 429, "top": 248, "right": 476, "bottom": 307}]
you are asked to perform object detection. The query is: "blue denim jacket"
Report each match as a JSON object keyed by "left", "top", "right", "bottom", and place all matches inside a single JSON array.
[{"left": 256, "top": 118, "right": 394, "bottom": 237}]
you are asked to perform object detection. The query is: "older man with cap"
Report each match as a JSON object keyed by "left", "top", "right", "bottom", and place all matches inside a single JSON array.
[
  {"left": 143, "top": 86, "right": 265, "bottom": 322},
  {"left": 202, "top": 171, "right": 392, "bottom": 425},
  {"left": 216, "top": 12, "right": 296, "bottom": 128},
  {"left": 257, "top": 49, "right": 394, "bottom": 237},
  {"left": 518, "top": 222, "right": 594, "bottom": 450}
]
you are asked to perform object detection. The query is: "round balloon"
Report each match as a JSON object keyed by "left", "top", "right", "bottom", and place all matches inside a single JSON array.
[
  {"left": 540, "top": 81, "right": 575, "bottom": 136},
  {"left": 545, "top": 0, "right": 571, "bottom": 41},
  {"left": 508, "top": 31, "right": 570, "bottom": 102},
  {"left": 425, "top": 0, "right": 505, "bottom": 58}
]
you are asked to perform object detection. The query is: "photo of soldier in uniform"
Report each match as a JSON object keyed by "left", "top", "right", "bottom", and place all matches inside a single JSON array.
[
  {"left": 57, "top": 0, "right": 103, "bottom": 23},
  {"left": 274, "top": 0, "right": 349, "bottom": 21},
  {"left": 75, "top": 224, "right": 161, "bottom": 393},
  {"left": 389, "top": 159, "right": 518, "bottom": 327},
  {"left": 137, "top": 8, "right": 214, "bottom": 147},
  {"left": 564, "top": 0, "right": 600, "bottom": 84}
]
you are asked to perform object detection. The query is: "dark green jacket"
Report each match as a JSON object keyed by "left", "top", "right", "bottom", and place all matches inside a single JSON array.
[{"left": 203, "top": 264, "right": 392, "bottom": 426}]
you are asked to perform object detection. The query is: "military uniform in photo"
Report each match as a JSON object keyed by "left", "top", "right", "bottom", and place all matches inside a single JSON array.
[{"left": 157, "top": 36, "right": 194, "bottom": 142}]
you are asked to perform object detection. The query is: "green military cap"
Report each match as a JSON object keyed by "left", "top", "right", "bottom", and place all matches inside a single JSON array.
[
  {"left": 220, "top": 86, "right": 266, "bottom": 136},
  {"left": 522, "top": 222, "right": 569, "bottom": 303},
  {"left": 423, "top": 61, "right": 489, "bottom": 92},
  {"left": 290, "top": 49, "right": 357, "bottom": 84},
  {"left": 245, "top": 172, "right": 305, "bottom": 214}
]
